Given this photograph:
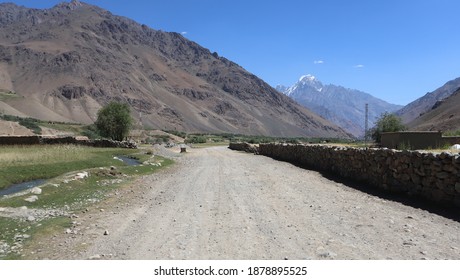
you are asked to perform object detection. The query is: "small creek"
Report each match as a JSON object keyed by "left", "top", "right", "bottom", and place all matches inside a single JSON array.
[
  {"left": 115, "top": 155, "right": 142, "bottom": 166},
  {"left": 0, "top": 179, "right": 46, "bottom": 197}
]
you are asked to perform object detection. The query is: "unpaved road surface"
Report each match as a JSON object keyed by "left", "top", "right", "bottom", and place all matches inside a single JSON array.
[{"left": 27, "top": 146, "right": 459, "bottom": 259}]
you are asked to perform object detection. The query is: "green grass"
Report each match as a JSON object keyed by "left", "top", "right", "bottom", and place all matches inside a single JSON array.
[
  {"left": 191, "top": 141, "right": 230, "bottom": 148},
  {"left": 0, "top": 91, "right": 20, "bottom": 101},
  {"left": 38, "top": 122, "right": 86, "bottom": 135},
  {"left": 443, "top": 130, "right": 460, "bottom": 137},
  {"left": 0, "top": 145, "right": 138, "bottom": 190}
]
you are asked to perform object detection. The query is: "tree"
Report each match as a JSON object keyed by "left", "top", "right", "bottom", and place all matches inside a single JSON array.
[
  {"left": 371, "top": 112, "right": 406, "bottom": 143},
  {"left": 95, "top": 101, "right": 133, "bottom": 141}
]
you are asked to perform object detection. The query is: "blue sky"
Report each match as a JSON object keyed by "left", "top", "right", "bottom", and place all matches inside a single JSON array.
[{"left": 5, "top": 0, "right": 460, "bottom": 105}]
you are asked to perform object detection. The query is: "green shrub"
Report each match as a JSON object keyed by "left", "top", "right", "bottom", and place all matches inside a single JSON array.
[
  {"left": 371, "top": 112, "right": 406, "bottom": 143},
  {"left": 443, "top": 130, "right": 460, "bottom": 136},
  {"left": 95, "top": 101, "right": 133, "bottom": 141},
  {"left": 81, "top": 124, "right": 101, "bottom": 139},
  {"left": 165, "top": 130, "right": 187, "bottom": 138},
  {"left": 185, "top": 135, "right": 207, "bottom": 144}
]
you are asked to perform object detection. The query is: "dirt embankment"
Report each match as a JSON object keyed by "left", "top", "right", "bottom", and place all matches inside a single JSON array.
[
  {"left": 24, "top": 146, "right": 460, "bottom": 260},
  {"left": 0, "top": 120, "right": 34, "bottom": 136}
]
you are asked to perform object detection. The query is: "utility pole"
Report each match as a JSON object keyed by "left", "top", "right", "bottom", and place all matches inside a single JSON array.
[{"left": 364, "top": 103, "right": 369, "bottom": 148}]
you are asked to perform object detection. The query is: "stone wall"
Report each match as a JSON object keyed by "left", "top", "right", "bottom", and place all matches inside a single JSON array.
[
  {"left": 258, "top": 143, "right": 460, "bottom": 208},
  {"left": 0, "top": 136, "right": 41, "bottom": 145},
  {"left": 0, "top": 136, "right": 137, "bottom": 148},
  {"left": 228, "top": 142, "right": 259, "bottom": 154}
]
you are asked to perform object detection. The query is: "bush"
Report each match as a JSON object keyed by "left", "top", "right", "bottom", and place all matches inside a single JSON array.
[
  {"left": 443, "top": 130, "right": 460, "bottom": 136},
  {"left": 184, "top": 135, "right": 207, "bottom": 144},
  {"left": 81, "top": 124, "right": 101, "bottom": 139},
  {"left": 165, "top": 130, "right": 187, "bottom": 138},
  {"left": 18, "top": 118, "right": 42, "bottom": 134}
]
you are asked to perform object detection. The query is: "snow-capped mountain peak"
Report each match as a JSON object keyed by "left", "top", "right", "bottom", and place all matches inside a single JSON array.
[
  {"left": 299, "top": 74, "right": 316, "bottom": 82},
  {"left": 286, "top": 74, "right": 323, "bottom": 95}
]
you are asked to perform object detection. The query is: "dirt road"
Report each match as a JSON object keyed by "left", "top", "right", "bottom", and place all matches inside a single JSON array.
[{"left": 28, "top": 146, "right": 459, "bottom": 259}]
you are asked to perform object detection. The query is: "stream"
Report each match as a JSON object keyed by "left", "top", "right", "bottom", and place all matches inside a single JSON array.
[
  {"left": 0, "top": 179, "right": 45, "bottom": 197},
  {"left": 115, "top": 156, "right": 142, "bottom": 166}
]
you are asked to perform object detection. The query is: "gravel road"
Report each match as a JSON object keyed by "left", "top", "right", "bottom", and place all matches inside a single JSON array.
[{"left": 27, "top": 146, "right": 460, "bottom": 259}]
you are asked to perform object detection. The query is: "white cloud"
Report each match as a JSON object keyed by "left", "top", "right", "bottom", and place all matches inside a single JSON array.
[
  {"left": 181, "top": 31, "right": 187, "bottom": 35},
  {"left": 354, "top": 64, "right": 365, "bottom": 68},
  {"left": 314, "top": 60, "right": 324, "bottom": 64}
]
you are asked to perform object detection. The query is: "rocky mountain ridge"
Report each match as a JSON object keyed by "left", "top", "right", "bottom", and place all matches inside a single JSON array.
[
  {"left": 396, "top": 77, "right": 460, "bottom": 124},
  {"left": 0, "top": 1, "right": 350, "bottom": 138},
  {"left": 407, "top": 88, "right": 460, "bottom": 132},
  {"left": 277, "top": 75, "right": 402, "bottom": 137}
]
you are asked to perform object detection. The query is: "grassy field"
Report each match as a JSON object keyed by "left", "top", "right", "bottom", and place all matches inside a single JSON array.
[
  {"left": 0, "top": 145, "right": 174, "bottom": 259},
  {"left": 0, "top": 145, "right": 140, "bottom": 190}
]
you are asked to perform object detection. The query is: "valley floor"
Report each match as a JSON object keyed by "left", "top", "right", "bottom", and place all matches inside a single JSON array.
[{"left": 24, "top": 146, "right": 459, "bottom": 259}]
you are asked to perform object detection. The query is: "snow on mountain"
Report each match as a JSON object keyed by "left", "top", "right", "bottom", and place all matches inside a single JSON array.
[{"left": 285, "top": 74, "right": 323, "bottom": 96}]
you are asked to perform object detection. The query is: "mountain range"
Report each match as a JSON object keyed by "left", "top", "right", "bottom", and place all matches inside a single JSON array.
[
  {"left": 0, "top": 1, "right": 350, "bottom": 138},
  {"left": 276, "top": 75, "right": 402, "bottom": 137}
]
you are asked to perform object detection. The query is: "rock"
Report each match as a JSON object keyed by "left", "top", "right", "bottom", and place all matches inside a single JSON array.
[
  {"left": 451, "top": 144, "right": 460, "bottom": 150},
  {"left": 89, "top": 254, "right": 101, "bottom": 260},
  {"left": 75, "top": 171, "right": 89, "bottom": 179},
  {"left": 403, "top": 240, "right": 417, "bottom": 246},
  {"left": 435, "top": 172, "right": 449, "bottom": 179},
  {"left": 103, "top": 230, "right": 109, "bottom": 235},
  {"left": 318, "top": 251, "right": 337, "bottom": 259},
  {"left": 27, "top": 216, "right": 36, "bottom": 222},
  {"left": 30, "top": 187, "right": 42, "bottom": 195},
  {"left": 455, "top": 182, "right": 460, "bottom": 193},
  {"left": 110, "top": 166, "right": 116, "bottom": 170},
  {"left": 65, "top": 229, "right": 72, "bottom": 234},
  {"left": 24, "top": 195, "right": 38, "bottom": 202}
]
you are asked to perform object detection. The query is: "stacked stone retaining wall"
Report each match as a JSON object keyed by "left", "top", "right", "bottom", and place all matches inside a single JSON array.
[
  {"left": 257, "top": 144, "right": 460, "bottom": 208},
  {"left": 0, "top": 136, "right": 41, "bottom": 145},
  {"left": 228, "top": 142, "right": 259, "bottom": 154},
  {"left": 0, "top": 136, "right": 137, "bottom": 148}
]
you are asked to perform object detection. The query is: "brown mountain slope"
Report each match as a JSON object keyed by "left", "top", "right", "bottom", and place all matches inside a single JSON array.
[
  {"left": 396, "top": 77, "right": 460, "bottom": 124},
  {"left": 408, "top": 88, "right": 460, "bottom": 132},
  {"left": 0, "top": 1, "right": 350, "bottom": 138}
]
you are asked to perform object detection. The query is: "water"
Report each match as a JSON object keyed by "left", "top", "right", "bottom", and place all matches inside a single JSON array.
[
  {"left": 115, "top": 156, "right": 141, "bottom": 166},
  {"left": 0, "top": 179, "right": 46, "bottom": 197}
]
